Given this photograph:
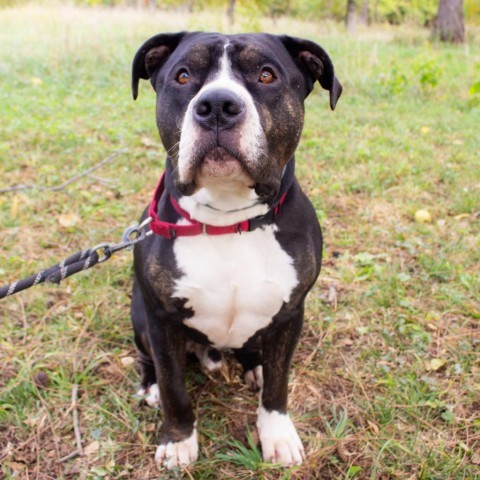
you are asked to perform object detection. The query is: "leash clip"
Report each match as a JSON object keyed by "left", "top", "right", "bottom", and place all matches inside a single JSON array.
[
  {"left": 91, "top": 217, "right": 153, "bottom": 262},
  {"left": 121, "top": 217, "right": 153, "bottom": 248},
  {"left": 91, "top": 243, "right": 113, "bottom": 264}
]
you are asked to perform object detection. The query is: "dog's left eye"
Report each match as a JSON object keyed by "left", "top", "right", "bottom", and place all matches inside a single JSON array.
[
  {"left": 176, "top": 69, "right": 190, "bottom": 85},
  {"left": 259, "top": 68, "right": 276, "bottom": 84}
]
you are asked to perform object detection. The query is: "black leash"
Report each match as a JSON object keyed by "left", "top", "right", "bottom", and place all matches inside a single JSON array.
[{"left": 0, "top": 218, "right": 152, "bottom": 300}]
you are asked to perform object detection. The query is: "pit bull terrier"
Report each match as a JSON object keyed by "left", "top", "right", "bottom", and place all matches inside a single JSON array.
[{"left": 130, "top": 31, "right": 342, "bottom": 469}]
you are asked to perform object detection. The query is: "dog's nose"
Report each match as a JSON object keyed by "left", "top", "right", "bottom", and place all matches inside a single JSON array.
[{"left": 193, "top": 89, "right": 245, "bottom": 130}]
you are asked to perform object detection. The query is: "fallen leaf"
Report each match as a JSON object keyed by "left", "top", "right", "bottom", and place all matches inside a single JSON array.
[
  {"left": 471, "top": 452, "right": 480, "bottom": 465},
  {"left": 23, "top": 414, "right": 46, "bottom": 428},
  {"left": 84, "top": 440, "right": 100, "bottom": 457},
  {"left": 4, "top": 461, "right": 26, "bottom": 472},
  {"left": 2, "top": 441, "right": 13, "bottom": 457},
  {"left": 338, "top": 337, "right": 354, "bottom": 347},
  {"left": 337, "top": 441, "right": 353, "bottom": 462},
  {"left": 11, "top": 194, "right": 19, "bottom": 218},
  {"left": 367, "top": 420, "right": 380, "bottom": 435},
  {"left": 140, "top": 136, "right": 155, "bottom": 147},
  {"left": 425, "top": 358, "right": 447, "bottom": 371},
  {"left": 327, "top": 284, "right": 338, "bottom": 310},
  {"left": 415, "top": 209, "right": 432, "bottom": 223},
  {"left": 146, "top": 423, "right": 156, "bottom": 433},
  {"left": 58, "top": 213, "right": 81, "bottom": 228},
  {"left": 120, "top": 356, "right": 136, "bottom": 367}
]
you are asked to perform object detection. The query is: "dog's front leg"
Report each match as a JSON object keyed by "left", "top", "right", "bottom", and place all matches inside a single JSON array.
[
  {"left": 147, "top": 317, "right": 198, "bottom": 469},
  {"left": 257, "top": 305, "right": 306, "bottom": 466}
]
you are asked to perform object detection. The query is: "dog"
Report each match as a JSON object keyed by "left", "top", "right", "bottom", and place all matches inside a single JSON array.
[{"left": 130, "top": 31, "right": 342, "bottom": 469}]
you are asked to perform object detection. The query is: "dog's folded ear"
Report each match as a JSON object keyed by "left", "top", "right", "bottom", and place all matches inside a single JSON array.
[
  {"left": 132, "top": 32, "right": 187, "bottom": 100},
  {"left": 280, "top": 35, "right": 342, "bottom": 110}
]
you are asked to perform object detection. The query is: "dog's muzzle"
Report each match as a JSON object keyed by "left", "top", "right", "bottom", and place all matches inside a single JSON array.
[{"left": 193, "top": 89, "right": 246, "bottom": 131}]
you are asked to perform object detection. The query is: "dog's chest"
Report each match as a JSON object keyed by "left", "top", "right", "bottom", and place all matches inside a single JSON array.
[{"left": 172, "top": 225, "right": 298, "bottom": 349}]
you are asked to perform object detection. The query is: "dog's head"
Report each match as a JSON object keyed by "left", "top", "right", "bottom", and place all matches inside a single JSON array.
[{"left": 132, "top": 32, "right": 341, "bottom": 203}]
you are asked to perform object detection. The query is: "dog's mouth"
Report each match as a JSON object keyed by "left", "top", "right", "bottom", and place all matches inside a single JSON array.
[
  {"left": 176, "top": 145, "right": 252, "bottom": 195},
  {"left": 175, "top": 145, "right": 279, "bottom": 202},
  {"left": 198, "top": 147, "right": 244, "bottom": 178}
]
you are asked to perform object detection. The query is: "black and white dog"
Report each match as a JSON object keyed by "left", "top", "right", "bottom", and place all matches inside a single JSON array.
[{"left": 130, "top": 32, "right": 341, "bottom": 469}]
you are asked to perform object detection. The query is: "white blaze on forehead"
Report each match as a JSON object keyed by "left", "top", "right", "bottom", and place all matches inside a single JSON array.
[
  {"left": 219, "top": 42, "right": 231, "bottom": 73},
  {"left": 204, "top": 42, "right": 235, "bottom": 87},
  {"left": 177, "top": 42, "right": 266, "bottom": 187}
]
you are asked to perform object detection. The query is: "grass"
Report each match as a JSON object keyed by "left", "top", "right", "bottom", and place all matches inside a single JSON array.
[{"left": 0, "top": 4, "right": 479, "bottom": 479}]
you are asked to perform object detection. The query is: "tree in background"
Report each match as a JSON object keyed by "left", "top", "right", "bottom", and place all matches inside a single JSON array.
[
  {"left": 360, "top": 0, "right": 369, "bottom": 24},
  {"left": 432, "top": 0, "right": 465, "bottom": 42},
  {"left": 346, "top": 0, "right": 369, "bottom": 33},
  {"left": 227, "top": 0, "right": 235, "bottom": 23},
  {"left": 346, "top": 0, "right": 357, "bottom": 33},
  {"left": 8, "top": 0, "right": 475, "bottom": 27}
]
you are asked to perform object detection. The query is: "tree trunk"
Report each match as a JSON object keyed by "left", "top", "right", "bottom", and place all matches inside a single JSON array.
[
  {"left": 227, "top": 0, "right": 236, "bottom": 25},
  {"left": 346, "top": 0, "right": 357, "bottom": 34},
  {"left": 432, "top": 0, "right": 465, "bottom": 43},
  {"left": 373, "top": 0, "right": 379, "bottom": 22},
  {"left": 360, "top": 0, "right": 369, "bottom": 24}
]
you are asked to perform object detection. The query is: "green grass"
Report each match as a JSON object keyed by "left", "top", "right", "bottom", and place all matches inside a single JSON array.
[{"left": 1, "top": 5, "right": 479, "bottom": 480}]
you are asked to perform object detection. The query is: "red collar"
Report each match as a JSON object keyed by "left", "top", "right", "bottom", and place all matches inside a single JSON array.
[{"left": 147, "top": 172, "right": 287, "bottom": 239}]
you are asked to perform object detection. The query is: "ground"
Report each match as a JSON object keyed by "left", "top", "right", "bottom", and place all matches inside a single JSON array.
[{"left": 0, "top": 5, "right": 479, "bottom": 480}]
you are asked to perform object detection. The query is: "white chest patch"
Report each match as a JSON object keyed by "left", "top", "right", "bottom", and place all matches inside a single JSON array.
[{"left": 173, "top": 225, "right": 298, "bottom": 349}]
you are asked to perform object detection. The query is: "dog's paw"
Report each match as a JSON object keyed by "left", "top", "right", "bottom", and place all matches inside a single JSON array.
[
  {"left": 188, "top": 342, "right": 223, "bottom": 372},
  {"left": 155, "top": 428, "right": 198, "bottom": 469},
  {"left": 137, "top": 383, "right": 162, "bottom": 408},
  {"left": 145, "top": 384, "right": 161, "bottom": 408},
  {"left": 257, "top": 407, "right": 305, "bottom": 466},
  {"left": 200, "top": 350, "right": 223, "bottom": 372},
  {"left": 245, "top": 365, "right": 263, "bottom": 391}
]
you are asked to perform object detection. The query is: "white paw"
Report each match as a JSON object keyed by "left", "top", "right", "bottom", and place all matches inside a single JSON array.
[
  {"left": 137, "top": 383, "right": 162, "bottom": 408},
  {"left": 155, "top": 428, "right": 198, "bottom": 469},
  {"left": 257, "top": 407, "right": 305, "bottom": 466},
  {"left": 145, "top": 383, "right": 161, "bottom": 407},
  {"left": 245, "top": 365, "right": 263, "bottom": 391},
  {"left": 188, "top": 342, "right": 223, "bottom": 372},
  {"left": 202, "top": 354, "right": 223, "bottom": 372}
]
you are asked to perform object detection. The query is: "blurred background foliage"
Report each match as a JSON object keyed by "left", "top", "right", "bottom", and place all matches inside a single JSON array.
[{"left": 1, "top": 0, "right": 479, "bottom": 26}]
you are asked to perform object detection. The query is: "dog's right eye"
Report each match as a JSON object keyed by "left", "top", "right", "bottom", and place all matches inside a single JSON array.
[{"left": 176, "top": 69, "right": 190, "bottom": 85}]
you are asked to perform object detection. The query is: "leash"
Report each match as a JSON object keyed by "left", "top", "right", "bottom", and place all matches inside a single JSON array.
[
  {"left": 1, "top": 170, "right": 290, "bottom": 299},
  {"left": 0, "top": 218, "right": 152, "bottom": 299}
]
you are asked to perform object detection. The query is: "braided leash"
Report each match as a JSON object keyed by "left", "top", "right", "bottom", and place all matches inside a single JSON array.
[
  {"left": 0, "top": 217, "right": 152, "bottom": 300},
  {"left": 0, "top": 248, "right": 99, "bottom": 298}
]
